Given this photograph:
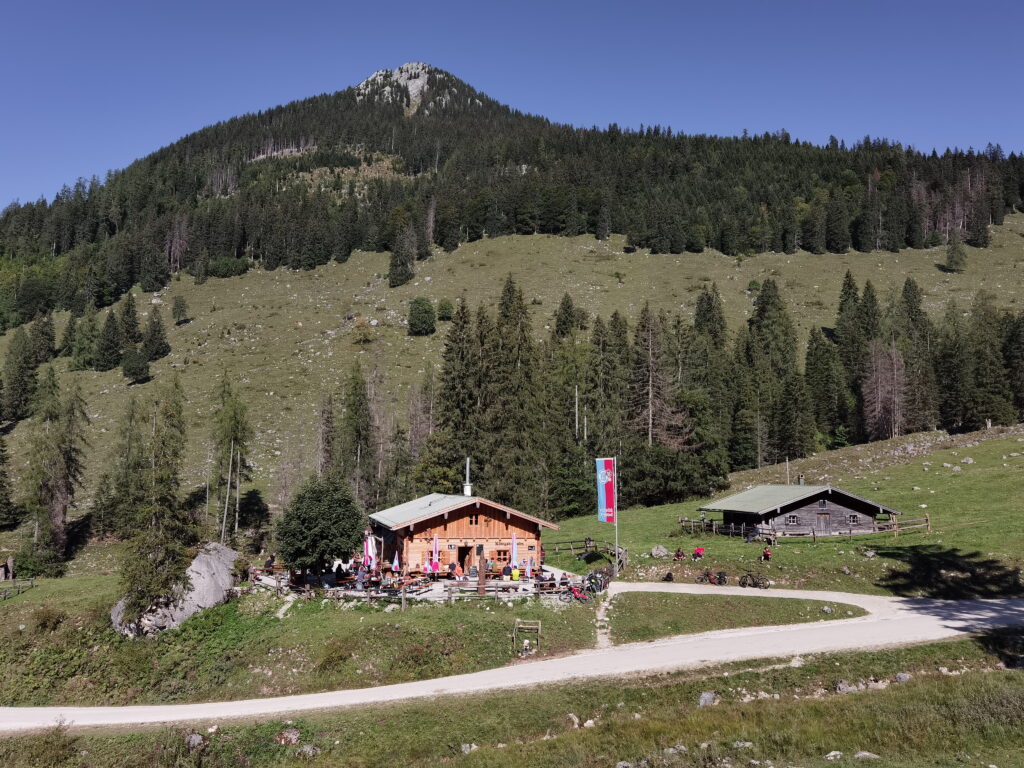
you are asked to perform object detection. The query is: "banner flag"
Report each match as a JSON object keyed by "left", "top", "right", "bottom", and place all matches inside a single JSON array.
[{"left": 596, "top": 457, "right": 617, "bottom": 523}]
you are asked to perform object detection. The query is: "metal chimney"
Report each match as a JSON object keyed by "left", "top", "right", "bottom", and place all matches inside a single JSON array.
[
  {"left": 463, "top": 457, "right": 473, "bottom": 497},
  {"left": 797, "top": 474, "right": 805, "bottom": 486}
]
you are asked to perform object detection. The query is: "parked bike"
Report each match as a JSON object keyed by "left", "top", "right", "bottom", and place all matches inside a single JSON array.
[
  {"left": 558, "top": 583, "right": 592, "bottom": 603},
  {"left": 738, "top": 571, "right": 769, "bottom": 589},
  {"left": 695, "top": 570, "right": 728, "bottom": 585}
]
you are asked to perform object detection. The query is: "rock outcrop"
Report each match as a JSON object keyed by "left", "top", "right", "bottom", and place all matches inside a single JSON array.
[{"left": 111, "top": 543, "right": 239, "bottom": 637}]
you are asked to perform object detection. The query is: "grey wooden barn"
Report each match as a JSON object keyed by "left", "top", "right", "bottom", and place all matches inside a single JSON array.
[{"left": 698, "top": 484, "right": 901, "bottom": 537}]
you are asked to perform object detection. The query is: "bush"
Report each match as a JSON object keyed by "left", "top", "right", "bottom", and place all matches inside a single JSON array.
[
  {"left": 122, "top": 345, "right": 150, "bottom": 384},
  {"left": 437, "top": 298, "right": 454, "bottom": 321},
  {"left": 407, "top": 297, "right": 436, "bottom": 336},
  {"left": 206, "top": 257, "right": 249, "bottom": 279},
  {"left": 32, "top": 605, "right": 67, "bottom": 633}
]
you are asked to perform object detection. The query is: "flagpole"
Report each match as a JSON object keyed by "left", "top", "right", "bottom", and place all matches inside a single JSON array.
[{"left": 613, "top": 456, "right": 619, "bottom": 578}]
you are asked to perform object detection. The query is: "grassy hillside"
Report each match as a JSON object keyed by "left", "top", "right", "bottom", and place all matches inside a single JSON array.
[
  {"left": 0, "top": 213, "right": 1021, "bottom": 524},
  {"left": 546, "top": 426, "right": 1024, "bottom": 596}
]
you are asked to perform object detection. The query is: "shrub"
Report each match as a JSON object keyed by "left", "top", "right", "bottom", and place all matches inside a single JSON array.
[
  {"left": 407, "top": 297, "right": 436, "bottom": 336},
  {"left": 436, "top": 298, "right": 454, "bottom": 321},
  {"left": 207, "top": 257, "right": 249, "bottom": 279},
  {"left": 32, "top": 605, "right": 67, "bottom": 633},
  {"left": 122, "top": 345, "right": 150, "bottom": 384}
]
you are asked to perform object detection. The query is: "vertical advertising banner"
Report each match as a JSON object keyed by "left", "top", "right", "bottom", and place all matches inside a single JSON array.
[{"left": 596, "top": 457, "right": 616, "bottom": 523}]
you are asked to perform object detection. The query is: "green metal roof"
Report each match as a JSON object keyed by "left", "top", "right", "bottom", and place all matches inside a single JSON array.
[
  {"left": 699, "top": 484, "right": 833, "bottom": 514},
  {"left": 369, "top": 493, "right": 470, "bottom": 529}
]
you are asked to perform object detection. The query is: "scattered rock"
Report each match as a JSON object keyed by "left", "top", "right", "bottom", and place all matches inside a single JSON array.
[
  {"left": 698, "top": 691, "right": 718, "bottom": 707},
  {"left": 952, "top": 466, "right": 962, "bottom": 473},
  {"left": 616, "top": 763, "right": 634, "bottom": 768},
  {"left": 567, "top": 713, "right": 580, "bottom": 728},
  {"left": 651, "top": 545, "right": 669, "bottom": 558},
  {"left": 864, "top": 551, "right": 876, "bottom": 559},
  {"left": 855, "top": 751, "right": 881, "bottom": 760},
  {"left": 461, "top": 744, "right": 478, "bottom": 755},
  {"left": 296, "top": 745, "right": 321, "bottom": 759},
  {"left": 834, "top": 680, "right": 854, "bottom": 693},
  {"left": 275, "top": 727, "right": 301, "bottom": 746},
  {"left": 821, "top": 605, "right": 833, "bottom": 614},
  {"left": 663, "top": 747, "right": 679, "bottom": 756},
  {"left": 825, "top": 751, "right": 844, "bottom": 761},
  {"left": 583, "top": 719, "right": 596, "bottom": 728},
  {"left": 895, "top": 672, "right": 913, "bottom": 683},
  {"left": 961, "top": 457, "right": 975, "bottom": 464},
  {"left": 841, "top": 566, "right": 851, "bottom": 575},
  {"left": 184, "top": 733, "right": 206, "bottom": 753},
  {"left": 942, "top": 462, "right": 953, "bottom": 468},
  {"left": 734, "top": 740, "right": 754, "bottom": 748}
]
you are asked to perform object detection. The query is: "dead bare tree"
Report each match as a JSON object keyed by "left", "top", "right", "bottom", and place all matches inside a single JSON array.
[
  {"left": 164, "top": 213, "right": 189, "bottom": 273},
  {"left": 862, "top": 339, "right": 908, "bottom": 440}
]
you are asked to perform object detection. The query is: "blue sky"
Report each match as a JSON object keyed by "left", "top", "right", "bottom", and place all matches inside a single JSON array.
[{"left": 2, "top": 0, "right": 1022, "bottom": 206}]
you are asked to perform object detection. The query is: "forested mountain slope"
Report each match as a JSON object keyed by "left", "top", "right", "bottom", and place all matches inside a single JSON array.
[{"left": 0, "top": 63, "right": 1022, "bottom": 331}]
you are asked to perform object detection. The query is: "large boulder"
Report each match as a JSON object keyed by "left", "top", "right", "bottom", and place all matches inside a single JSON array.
[{"left": 111, "top": 543, "right": 239, "bottom": 637}]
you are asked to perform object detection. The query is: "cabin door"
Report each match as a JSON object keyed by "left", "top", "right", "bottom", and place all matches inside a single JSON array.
[
  {"left": 816, "top": 512, "right": 831, "bottom": 534},
  {"left": 457, "top": 546, "right": 472, "bottom": 570}
]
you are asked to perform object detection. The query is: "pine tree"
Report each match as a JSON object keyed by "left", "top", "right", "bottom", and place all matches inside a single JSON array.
[
  {"left": 964, "top": 291, "right": 1015, "bottom": 428},
  {"left": 834, "top": 270, "right": 862, "bottom": 383},
  {"left": 93, "top": 311, "right": 123, "bottom": 371},
  {"left": 70, "top": 304, "right": 99, "bottom": 371},
  {"left": 172, "top": 296, "right": 189, "bottom": 325},
  {"left": 936, "top": 302, "right": 971, "bottom": 431},
  {"left": 437, "top": 299, "right": 478, "bottom": 464},
  {"left": 58, "top": 315, "right": 76, "bottom": 357},
  {"left": 315, "top": 392, "right": 335, "bottom": 479},
  {"left": 3, "top": 327, "right": 38, "bottom": 422},
  {"left": 773, "top": 371, "right": 816, "bottom": 460},
  {"left": 93, "top": 396, "right": 149, "bottom": 537},
  {"left": 859, "top": 281, "right": 882, "bottom": 344},
  {"left": 805, "top": 329, "right": 847, "bottom": 442},
  {"left": 121, "top": 345, "right": 150, "bottom": 384},
  {"left": 966, "top": 195, "right": 991, "bottom": 247},
  {"left": 139, "top": 247, "right": 169, "bottom": 292},
  {"left": 748, "top": 278, "right": 797, "bottom": 380},
  {"left": 436, "top": 298, "right": 454, "bottom": 321},
  {"left": 336, "top": 361, "right": 375, "bottom": 505},
  {"left": 118, "top": 376, "right": 194, "bottom": 624},
  {"left": 388, "top": 223, "right": 416, "bottom": 287},
  {"left": 142, "top": 307, "right": 171, "bottom": 361},
  {"left": 0, "top": 437, "right": 20, "bottom": 529},
  {"left": 210, "top": 373, "right": 253, "bottom": 541},
  {"left": 694, "top": 284, "right": 727, "bottom": 348},
  {"left": 28, "top": 313, "right": 55, "bottom": 366},
  {"left": 945, "top": 231, "right": 967, "bottom": 272},
  {"left": 825, "top": 190, "right": 851, "bottom": 253},
  {"left": 118, "top": 292, "right": 142, "bottom": 344},
  {"left": 22, "top": 374, "right": 88, "bottom": 566}
]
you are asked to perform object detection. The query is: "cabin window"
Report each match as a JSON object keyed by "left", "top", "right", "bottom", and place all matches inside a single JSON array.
[
  {"left": 818, "top": 499, "right": 827, "bottom": 509},
  {"left": 469, "top": 514, "right": 479, "bottom": 526},
  {"left": 786, "top": 514, "right": 798, "bottom": 525},
  {"left": 848, "top": 514, "right": 859, "bottom": 525},
  {"left": 496, "top": 549, "right": 509, "bottom": 562}
]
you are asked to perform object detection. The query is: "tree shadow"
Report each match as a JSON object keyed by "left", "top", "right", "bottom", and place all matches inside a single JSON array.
[
  {"left": 973, "top": 628, "right": 1024, "bottom": 668},
  {"left": 935, "top": 263, "right": 962, "bottom": 274},
  {"left": 240, "top": 489, "right": 269, "bottom": 530},
  {"left": 875, "top": 544, "right": 1024, "bottom": 599},
  {"left": 65, "top": 513, "right": 94, "bottom": 560}
]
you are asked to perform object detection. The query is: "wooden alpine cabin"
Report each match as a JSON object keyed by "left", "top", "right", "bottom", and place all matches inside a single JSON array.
[
  {"left": 369, "top": 489, "right": 559, "bottom": 573},
  {"left": 698, "top": 483, "right": 901, "bottom": 537}
]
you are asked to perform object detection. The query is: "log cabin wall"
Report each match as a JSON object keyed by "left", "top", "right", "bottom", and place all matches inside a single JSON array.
[
  {"left": 380, "top": 502, "right": 546, "bottom": 571},
  {"left": 721, "top": 493, "right": 885, "bottom": 534}
]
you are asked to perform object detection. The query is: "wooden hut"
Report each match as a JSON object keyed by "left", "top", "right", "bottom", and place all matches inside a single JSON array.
[
  {"left": 698, "top": 483, "right": 901, "bottom": 536},
  {"left": 369, "top": 493, "right": 559, "bottom": 573}
]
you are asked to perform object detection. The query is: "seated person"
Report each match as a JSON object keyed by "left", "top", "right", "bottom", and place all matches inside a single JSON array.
[
  {"left": 760, "top": 547, "right": 772, "bottom": 563},
  {"left": 559, "top": 572, "right": 570, "bottom": 587},
  {"left": 692, "top": 546, "right": 705, "bottom": 561},
  {"left": 673, "top": 548, "right": 685, "bottom": 562},
  {"left": 501, "top": 563, "right": 513, "bottom": 581}
]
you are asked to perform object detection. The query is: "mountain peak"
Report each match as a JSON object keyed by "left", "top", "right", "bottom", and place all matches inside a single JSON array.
[{"left": 355, "top": 62, "right": 483, "bottom": 114}]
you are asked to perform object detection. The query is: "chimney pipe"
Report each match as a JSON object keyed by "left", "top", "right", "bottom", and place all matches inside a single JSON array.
[
  {"left": 463, "top": 457, "right": 472, "bottom": 497},
  {"left": 797, "top": 474, "right": 805, "bottom": 486}
]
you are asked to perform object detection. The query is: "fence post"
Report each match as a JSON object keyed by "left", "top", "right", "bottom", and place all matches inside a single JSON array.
[
  {"left": 926, "top": 514, "right": 931, "bottom": 532},
  {"left": 401, "top": 586, "right": 407, "bottom": 611}
]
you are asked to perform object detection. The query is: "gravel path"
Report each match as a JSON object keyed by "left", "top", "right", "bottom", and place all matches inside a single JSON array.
[{"left": 4, "top": 583, "right": 1023, "bottom": 733}]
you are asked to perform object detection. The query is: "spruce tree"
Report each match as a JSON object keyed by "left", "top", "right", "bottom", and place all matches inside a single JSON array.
[
  {"left": 748, "top": 278, "right": 797, "bottom": 379},
  {"left": 335, "top": 361, "right": 375, "bottom": 505},
  {"left": 121, "top": 345, "right": 150, "bottom": 384},
  {"left": 118, "top": 292, "right": 142, "bottom": 344},
  {"left": 773, "top": 372, "right": 816, "bottom": 459},
  {"left": 945, "top": 231, "right": 967, "bottom": 272},
  {"left": 172, "top": 296, "right": 189, "bottom": 325},
  {"left": 58, "top": 315, "right": 76, "bottom": 357},
  {"left": 965, "top": 291, "right": 1015, "bottom": 428},
  {"left": 388, "top": 223, "right": 416, "bottom": 287},
  {"left": 70, "top": 304, "right": 99, "bottom": 371},
  {"left": 805, "top": 329, "right": 848, "bottom": 443},
  {"left": 825, "top": 190, "right": 851, "bottom": 253},
  {"left": 966, "top": 196, "right": 991, "bottom": 247},
  {"left": 436, "top": 299, "right": 478, "bottom": 463},
  {"left": 210, "top": 373, "right": 253, "bottom": 540},
  {"left": 93, "top": 396, "right": 149, "bottom": 537},
  {"left": 119, "top": 376, "right": 194, "bottom": 624},
  {"left": 3, "top": 327, "right": 38, "bottom": 422},
  {"left": 28, "top": 313, "right": 56, "bottom": 365},
  {"left": 436, "top": 298, "right": 454, "bottom": 321},
  {"left": 694, "top": 283, "right": 727, "bottom": 348},
  {"left": 94, "top": 311, "right": 124, "bottom": 372},
  {"left": 142, "top": 307, "right": 171, "bottom": 361},
  {"left": 936, "top": 302, "right": 971, "bottom": 431},
  {"left": 0, "top": 437, "right": 20, "bottom": 529}
]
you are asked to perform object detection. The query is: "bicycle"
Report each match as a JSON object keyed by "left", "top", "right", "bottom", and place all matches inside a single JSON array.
[
  {"left": 738, "top": 571, "right": 769, "bottom": 589},
  {"left": 695, "top": 570, "right": 728, "bottom": 585},
  {"left": 558, "top": 583, "right": 592, "bottom": 603}
]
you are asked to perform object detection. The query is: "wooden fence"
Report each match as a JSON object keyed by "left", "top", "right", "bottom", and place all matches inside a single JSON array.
[
  {"left": 546, "top": 539, "right": 628, "bottom": 573},
  {"left": 0, "top": 578, "right": 35, "bottom": 601}
]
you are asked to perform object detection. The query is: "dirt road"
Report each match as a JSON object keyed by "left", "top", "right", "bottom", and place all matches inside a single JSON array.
[{"left": 3, "top": 583, "right": 1022, "bottom": 733}]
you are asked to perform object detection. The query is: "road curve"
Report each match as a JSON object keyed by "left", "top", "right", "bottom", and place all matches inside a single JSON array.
[{"left": 3, "top": 584, "right": 1023, "bottom": 733}]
